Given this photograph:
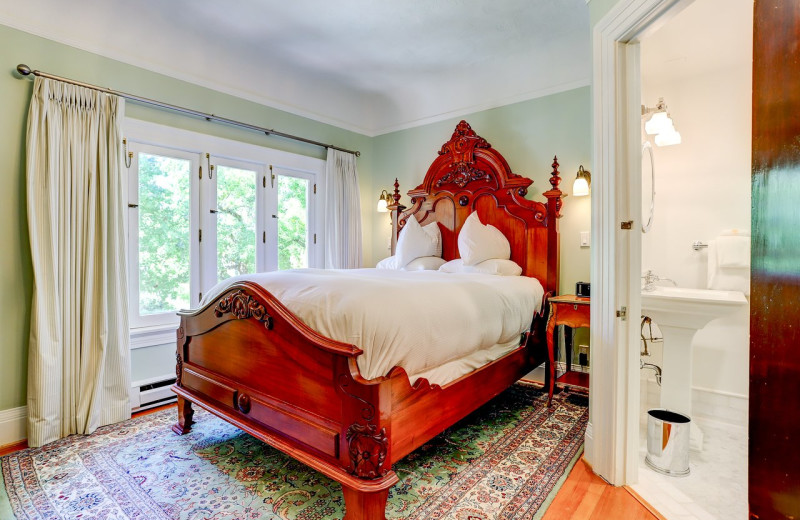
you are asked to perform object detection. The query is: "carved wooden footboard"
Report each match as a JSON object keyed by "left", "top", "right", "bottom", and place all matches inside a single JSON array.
[{"left": 172, "top": 281, "right": 549, "bottom": 519}]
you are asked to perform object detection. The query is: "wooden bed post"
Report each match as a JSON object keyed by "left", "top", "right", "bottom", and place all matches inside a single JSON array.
[
  {"left": 386, "top": 178, "right": 405, "bottom": 255},
  {"left": 342, "top": 486, "right": 390, "bottom": 520},
  {"left": 542, "top": 156, "right": 563, "bottom": 296},
  {"left": 172, "top": 396, "right": 195, "bottom": 435}
]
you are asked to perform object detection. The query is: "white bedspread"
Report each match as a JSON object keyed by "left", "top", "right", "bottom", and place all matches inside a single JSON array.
[{"left": 202, "top": 269, "right": 544, "bottom": 385}]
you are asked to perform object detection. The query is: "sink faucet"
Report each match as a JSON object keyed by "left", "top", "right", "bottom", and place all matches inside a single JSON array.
[{"left": 642, "top": 270, "right": 677, "bottom": 291}]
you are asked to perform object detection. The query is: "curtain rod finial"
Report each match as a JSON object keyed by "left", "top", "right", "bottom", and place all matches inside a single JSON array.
[{"left": 16, "top": 64, "right": 32, "bottom": 76}]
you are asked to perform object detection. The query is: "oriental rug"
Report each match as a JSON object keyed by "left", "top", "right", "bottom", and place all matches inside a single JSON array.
[{"left": 1, "top": 383, "right": 588, "bottom": 520}]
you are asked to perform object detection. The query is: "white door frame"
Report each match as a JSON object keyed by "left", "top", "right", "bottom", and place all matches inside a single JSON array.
[{"left": 587, "top": 0, "right": 693, "bottom": 486}]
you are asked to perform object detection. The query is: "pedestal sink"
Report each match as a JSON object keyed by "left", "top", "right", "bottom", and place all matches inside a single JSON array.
[{"left": 641, "top": 286, "right": 747, "bottom": 450}]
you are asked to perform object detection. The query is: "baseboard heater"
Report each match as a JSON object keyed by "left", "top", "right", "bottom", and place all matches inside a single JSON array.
[{"left": 131, "top": 375, "right": 177, "bottom": 412}]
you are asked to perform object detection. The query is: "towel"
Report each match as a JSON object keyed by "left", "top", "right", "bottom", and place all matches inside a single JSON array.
[
  {"left": 707, "top": 232, "right": 750, "bottom": 295},
  {"left": 715, "top": 235, "right": 750, "bottom": 268}
]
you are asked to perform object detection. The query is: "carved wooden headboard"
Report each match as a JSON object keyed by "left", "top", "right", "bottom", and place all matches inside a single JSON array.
[{"left": 396, "top": 120, "right": 563, "bottom": 295}]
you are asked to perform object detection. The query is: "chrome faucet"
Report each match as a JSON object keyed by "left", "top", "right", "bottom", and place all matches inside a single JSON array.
[{"left": 641, "top": 270, "right": 677, "bottom": 291}]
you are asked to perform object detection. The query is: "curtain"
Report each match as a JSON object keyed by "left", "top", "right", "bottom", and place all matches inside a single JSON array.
[
  {"left": 324, "top": 148, "right": 363, "bottom": 268},
  {"left": 26, "top": 77, "right": 131, "bottom": 447}
]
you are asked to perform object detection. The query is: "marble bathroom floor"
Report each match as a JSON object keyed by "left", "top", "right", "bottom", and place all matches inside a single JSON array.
[{"left": 631, "top": 415, "right": 748, "bottom": 520}]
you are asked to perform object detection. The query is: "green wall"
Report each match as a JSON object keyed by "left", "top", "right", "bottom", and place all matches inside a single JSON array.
[
  {"left": 370, "top": 87, "right": 593, "bottom": 297},
  {"left": 0, "top": 23, "right": 592, "bottom": 414},
  {"left": 588, "top": 0, "right": 624, "bottom": 26},
  {"left": 0, "top": 23, "right": 374, "bottom": 411}
]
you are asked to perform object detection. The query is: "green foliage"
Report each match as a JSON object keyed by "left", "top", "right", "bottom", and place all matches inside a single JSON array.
[
  {"left": 138, "top": 153, "right": 191, "bottom": 315},
  {"left": 278, "top": 176, "right": 308, "bottom": 270},
  {"left": 136, "top": 157, "right": 310, "bottom": 316},
  {"left": 216, "top": 166, "right": 256, "bottom": 281}
]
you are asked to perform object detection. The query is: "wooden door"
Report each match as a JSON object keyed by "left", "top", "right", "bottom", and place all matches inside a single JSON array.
[{"left": 750, "top": 1, "right": 800, "bottom": 518}]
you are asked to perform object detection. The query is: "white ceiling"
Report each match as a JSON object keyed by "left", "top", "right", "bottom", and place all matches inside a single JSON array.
[{"left": 1, "top": 0, "right": 591, "bottom": 136}]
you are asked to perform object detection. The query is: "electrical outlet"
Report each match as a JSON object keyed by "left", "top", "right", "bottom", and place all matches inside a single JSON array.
[{"left": 580, "top": 231, "right": 590, "bottom": 247}]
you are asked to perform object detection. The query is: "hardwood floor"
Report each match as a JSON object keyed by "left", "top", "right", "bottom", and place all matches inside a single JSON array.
[
  {"left": 544, "top": 459, "right": 661, "bottom": 520},
  {"left": 0, "top": 440, "right": 27, "bottom": 457},
  {"left": 1, "top": 403, "right": 660, "bottom": 519}
]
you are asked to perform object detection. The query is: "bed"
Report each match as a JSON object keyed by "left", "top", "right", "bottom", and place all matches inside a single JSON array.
[{"left": 170, "top": 120, "right": 563, "bottom": 520}]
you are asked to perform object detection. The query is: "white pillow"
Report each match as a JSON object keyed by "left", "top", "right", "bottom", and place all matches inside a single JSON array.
[
  {"left": 376, "top": 255, "right": 446, "bottom": 271},
  {"left": 376, "top": 256, "right": 398, "bottom": 269},
  {"left": 457, "top": 212, "right": 511, "bottom": 266},
  {"left": 404, "top": 256, "right": 447, "bottom": 271},
  {"left": 395, "top": 217, "right": 442, "bottom": 267},
  {"left": 439, "top": 258, "right": 522, "bottom": 276},
  {"left": 425, "top": 222, "right": 443, "bottom": 257}
]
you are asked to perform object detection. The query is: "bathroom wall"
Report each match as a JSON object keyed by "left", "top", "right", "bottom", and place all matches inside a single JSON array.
[{"left": 640, "top": 0, "right": 752, "bottom": 401}]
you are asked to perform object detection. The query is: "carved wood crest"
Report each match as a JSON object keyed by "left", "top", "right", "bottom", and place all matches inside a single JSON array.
[
  {"left": 346, "top": 422, "right": 389, "bottom": 479},
  {"left": 214, "top": 290, "right": 273, "bottom": 329},
  {"left": 338, "top": 374, "right": 389, "bottom": 479},
  {"left": 435, "top": 120, "right": 491, "bottom": 188}
]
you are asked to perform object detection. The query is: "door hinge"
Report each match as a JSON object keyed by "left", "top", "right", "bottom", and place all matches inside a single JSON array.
[
  {"left": 263, "top": 176, "right": 266, "bottom": 188},
  {"left": 198, "top": 165, "right": 202, "bottom": 179},
  {"left": 199, "top": 229, "right": 202, "bottom": 242},
  {"left": 620, "top": 220, "right": 633, "bottom": 230},
  {"left": 263, "top": 231, "right": 266, "bottom": 243},
  {"left": 313, "top": 233, "right": 317, "bottom": 244},
  {"left": 616, "top": 306, "right": 627, "bottom": 320},
  {"left": 270, "top": 165, "right": 275, "bottom": 188},
  {"left": 199, "top": 292, "right": 203, "bottom": 301},
  {"left": 313, "top": 183, "right": 317, "bottom": 194}
]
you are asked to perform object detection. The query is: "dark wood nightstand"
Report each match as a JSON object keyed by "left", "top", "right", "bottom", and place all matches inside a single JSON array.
[{"left": 546, "top": 294, "right": 590, "bottom": 407}]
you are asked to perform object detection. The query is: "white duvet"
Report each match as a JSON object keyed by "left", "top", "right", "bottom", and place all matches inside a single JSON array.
[{"left": 202, "top": 269, "right": 544, "bottom": 386}]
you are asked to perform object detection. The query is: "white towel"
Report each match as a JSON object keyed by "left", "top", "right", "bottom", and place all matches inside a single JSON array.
[
  {"left": 715, "top": 235, "right": 750, "bottom": 268},
  {"left": 707, "top": 237, "right": 750, "bottom": 296}
]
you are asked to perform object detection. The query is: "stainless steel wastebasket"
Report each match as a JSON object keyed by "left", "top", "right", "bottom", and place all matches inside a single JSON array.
[{"left": 645, "top": 409, "right": 691, "bottom": 477}]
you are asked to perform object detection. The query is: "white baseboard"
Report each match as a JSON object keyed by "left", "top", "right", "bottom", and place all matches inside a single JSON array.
[
  {"left": 640, "top": 376, "right": 748, "bottom": 427},
  {"left": 0, "top": 406, "right": 27, "bottom": 446}
]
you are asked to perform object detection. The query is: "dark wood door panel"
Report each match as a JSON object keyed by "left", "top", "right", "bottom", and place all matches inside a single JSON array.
[{"left": 751, "top": 1, "right": 800, "bottom": 518}]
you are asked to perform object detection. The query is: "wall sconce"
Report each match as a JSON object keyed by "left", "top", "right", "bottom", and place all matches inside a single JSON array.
[
  {"left": 573, "top": 165, "right": 591, "bottom": 196},
  {"left": 642, "top": 97, "right": 681, "bottom": 146},
  {"left": 377, "top": 189, "right": 391, "bottom": 212}
]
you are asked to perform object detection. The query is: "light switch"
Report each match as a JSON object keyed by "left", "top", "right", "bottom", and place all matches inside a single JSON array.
[{"left": 580, "top": 231, "right": 590, "bottom": 248}]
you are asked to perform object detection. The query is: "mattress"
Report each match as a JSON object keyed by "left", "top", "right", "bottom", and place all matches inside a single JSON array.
[{"left": 201, "top": 268, "right": 544, "bottom": 386}]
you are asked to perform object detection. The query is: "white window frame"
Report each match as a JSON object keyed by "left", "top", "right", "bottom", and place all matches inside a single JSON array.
[
  {"left": 202, "top": 156, "right": 268, "bottom": 291},
  {"left": 124, "top": 118, "right": 325, "bottom": 349},
  {"left": 126, "top": 143, "right": 201, "bottom": 331}
]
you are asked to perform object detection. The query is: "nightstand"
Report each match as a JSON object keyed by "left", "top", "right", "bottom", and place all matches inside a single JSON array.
[{"left": 546, "top": 294, "right": 590, "bottom": 407}]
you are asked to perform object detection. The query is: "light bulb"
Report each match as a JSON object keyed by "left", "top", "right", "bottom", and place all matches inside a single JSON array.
[
  {"left": 645, "top": 112, "right": 671, "bottom": 135},
  {"left": 655, "top": 129, "right": 682, "bottom": 146},
  {"left": 573, "top": 176, "right": 590, "bottom": 197}
]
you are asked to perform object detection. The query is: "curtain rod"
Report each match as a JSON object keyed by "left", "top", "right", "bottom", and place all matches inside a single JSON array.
[{"left": 15, "top": 64, "right": 361, "bottom": 157}]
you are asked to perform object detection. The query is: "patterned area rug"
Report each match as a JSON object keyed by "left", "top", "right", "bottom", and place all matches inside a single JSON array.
[{"left": 1, "top": 383, "right": 588, "bottom": 520}]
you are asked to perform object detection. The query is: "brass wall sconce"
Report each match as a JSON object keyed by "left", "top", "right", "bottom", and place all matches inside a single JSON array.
[
  {"left": 377, "top": 189, "right": 391, "bottom": 213},
  {"left": 573, "top": 165, "right": 591, "bottom": 196}
]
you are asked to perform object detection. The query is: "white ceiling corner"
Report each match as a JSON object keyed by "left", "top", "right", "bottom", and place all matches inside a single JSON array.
[{"left": 1, "top": 0, "right": 591, "bottom": 136}]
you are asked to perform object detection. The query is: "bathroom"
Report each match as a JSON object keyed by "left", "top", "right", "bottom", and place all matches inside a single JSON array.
[{"left": 633, "top": 0, "right": 752, "bottom": 518}]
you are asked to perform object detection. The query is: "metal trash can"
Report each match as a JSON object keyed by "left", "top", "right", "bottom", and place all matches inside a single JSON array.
[{"left": 645, "top": 409, "right": 691, "bottom": 477}]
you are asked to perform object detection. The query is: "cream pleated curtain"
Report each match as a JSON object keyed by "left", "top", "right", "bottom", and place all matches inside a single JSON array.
[
  {"left": 324, "top": 148, "right": 363, "bottom": 268},
  {"left": 26, "top": 77, "right": 131, "bottom": 447}
]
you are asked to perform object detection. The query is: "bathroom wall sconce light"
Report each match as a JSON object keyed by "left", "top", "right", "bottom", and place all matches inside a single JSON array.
[
  {"left": 642, "top": 97, "right": 682, "bottom": 146},
  {"left": 573, "top": 165, "right": 591, "bottom": 196}
]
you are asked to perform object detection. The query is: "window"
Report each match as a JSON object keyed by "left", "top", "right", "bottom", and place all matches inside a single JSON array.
[{"left": 125, "top": 120, "right": 324, "bottom": 342}]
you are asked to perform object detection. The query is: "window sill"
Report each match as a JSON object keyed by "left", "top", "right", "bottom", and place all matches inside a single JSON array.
[{"left": 130, "top": 324, "right": 178, "bottom": 350}]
